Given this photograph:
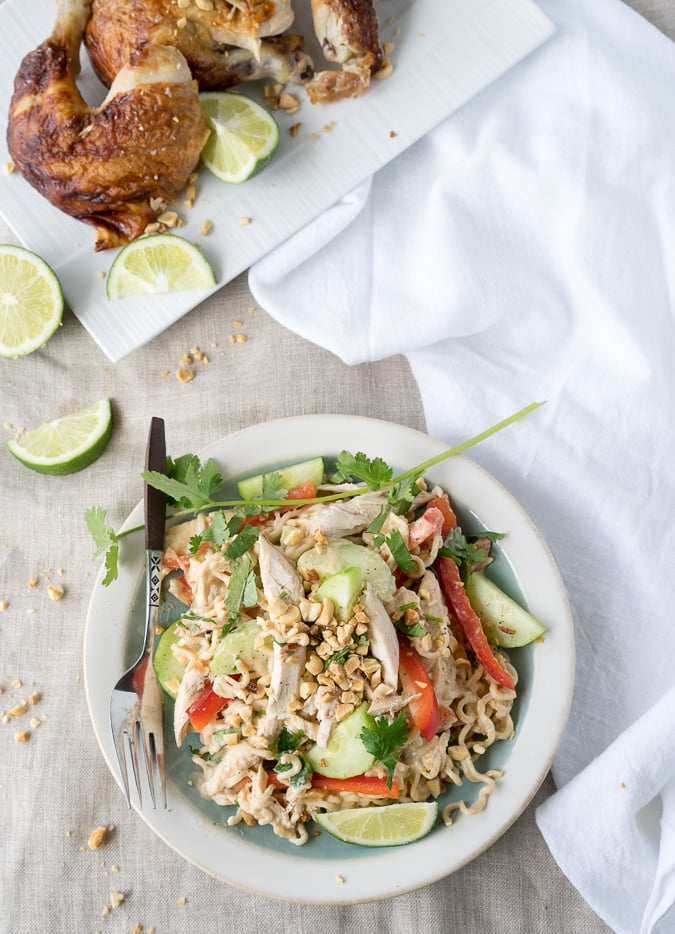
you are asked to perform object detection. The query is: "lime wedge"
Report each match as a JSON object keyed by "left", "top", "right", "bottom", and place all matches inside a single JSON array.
[
  {"left": 199, "top": 91, "right": 280, "bottom": 183},
  {"left": 0, "top": 244, "right": 63, "bottom": 358},
  {"left": 106, "top": 234, "right": 216, "bottom": 301},
  {"left": 7, "top": 399, "right": 113, "bottom": 475},
  {"left": 314, "top": 802, "right": 438, "bottom": 847}
]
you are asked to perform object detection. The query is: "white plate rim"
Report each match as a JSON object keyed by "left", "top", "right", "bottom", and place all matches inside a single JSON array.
[{"left": 83, "top": 414, "right": 575, "bottom": 903}]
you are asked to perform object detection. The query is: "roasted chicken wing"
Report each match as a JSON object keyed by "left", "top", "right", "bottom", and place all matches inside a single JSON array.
[{"left": 7, "top": 0, "right": 210, "bottom": 250}]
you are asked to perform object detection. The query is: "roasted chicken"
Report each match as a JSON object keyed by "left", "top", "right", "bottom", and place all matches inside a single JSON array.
[
  {"left": 7, "top": 0, "right": 210, "bottom": 250},
  {"left": 85, "top": 0, "right": 382, "bottom": 103},
  {"left": 306, "top": 0, "right": 383, "bottom": 103},
  {"left": 85, "top": 0, "right": 315, "bottom": 90}
]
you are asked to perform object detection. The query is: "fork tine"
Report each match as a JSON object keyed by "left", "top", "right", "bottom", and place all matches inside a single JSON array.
[
  {"left": 141, "top": 725, "right": 157, "bottom": 809},
  {"left": 112, "top": 720, "right": 132, "bottom": 808},
  {"left": 128, "top": 721, "right": 144, "bottom": 806},
  {"left": 155, "top": 742, "right": 167, "bottom": 810},
  {"left": 147, "top": 730, "right": 167, "bottom": 810}
]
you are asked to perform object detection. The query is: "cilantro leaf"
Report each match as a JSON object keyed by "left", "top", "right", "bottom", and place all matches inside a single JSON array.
[
  {"left": 241, "top": 569, "right": 259, "bottom": 608},
  {"left": 274, "top": 726, "right": 305, "bottom": 755},
  {"left": 392, "top": 617, "right": 428, "bottom": 638},
  {"left": 143, "top": 454, "right": 222, "bottom": 511},
  {"left": 188, "top": 511, "right": 240, "bottom": 554},
  {"left": 225, "top": 524, "right": 259, "bottom": 560},
  {"left": 322, "top": 644, "right": 355, "bottom": 671},
  {"left": 439, "top": 527, "right": 504, "bottom": 570},
  {"left": 360, "top": 712, "right": 410, "bottom": 788},
  {"left": 274, "top": 755, "right": 313, "bottom": 787},
  {"left": 391, "top": 605, "right": 428, "bottom": 638},
  {"left": 259, "top": 471, "right": 288, "bottom": 501},
  {"left": 84, "top": 507, "right": 120, "bottom": 586},
  {"left": 225, "top": 554, "right": 254, "bottom": 623},
  {"left": 366, "top": 507, "right": 389, "bottom": 537},
  {"left": 334, "top": 451, "right": 393, "bottom": 491},
  {"left": 388, "top": 474, "right": 422, "bottom": 515},
  {"left": 386, "top": 528, "right": 417, "bottom": 576}
]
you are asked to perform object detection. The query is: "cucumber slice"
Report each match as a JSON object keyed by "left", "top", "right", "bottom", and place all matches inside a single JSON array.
[
  {"left": 316, "top": 567, "right": 364, "bottom": 622},
  {"left": 210, "top": 619, "right": 272, "bottom": 676},
  {"left": 466, "top": 572, "right": 547, "bottom": 648},
  {"left": 298, "top": 541, "right": 395, "bottom": 602},
  {"left": 237, "top": 456, "right": 325, "bottom": 500},
  {"left": 153, "top": 621, "right": 187, "bottom": 699},
  {"left": 306, "top": 703, "right": 376, "bottom": 778}
]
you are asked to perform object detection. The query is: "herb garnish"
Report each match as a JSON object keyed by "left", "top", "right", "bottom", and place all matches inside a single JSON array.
[
  {"left": 272, "top": 726, "right": 314, "bottom": 788},
  {"left": 86, "top": 403, "right": 543, "bottom": 585},
  {"left": 386, "top": 529, "right": 417, "bottom": 577},
  {"left": 439, "top": 527, "right": 505, "bottom": 573},
  {"left": 84, "top": 507, "right": 119, "bottom": 587},
  {"left": 273, "top": 726, "right": 305, "bottom": 755},
  {"left": 333, "top": 451, "right": 393, "bottom": 489},
  {"left": 144, "top": 453, "right": 223, "bottom": 511},
  {"left": 224, "top": 554, "right": 257, "bottom": 624},
  {"left": 360, "top": 711, "right": 411, "bottom": 789}
]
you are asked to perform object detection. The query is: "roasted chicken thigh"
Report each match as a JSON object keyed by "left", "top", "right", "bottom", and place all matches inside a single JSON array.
[{"left": 7, "top": 0, "right": 210, "bottom": 250}]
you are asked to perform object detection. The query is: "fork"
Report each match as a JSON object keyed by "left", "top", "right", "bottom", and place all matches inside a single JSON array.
[{"left": 109, "top": 417, "right": 167, "bottom": 809}]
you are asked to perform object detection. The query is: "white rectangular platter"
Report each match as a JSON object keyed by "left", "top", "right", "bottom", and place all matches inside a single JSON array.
[{"left": 0, "top": 0, "right": 554, "bottom": 361}]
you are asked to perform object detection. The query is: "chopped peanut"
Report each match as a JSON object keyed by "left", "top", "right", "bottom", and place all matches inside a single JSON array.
[{"left": 88, "top": 826, "right": 108, "bottom": 850}]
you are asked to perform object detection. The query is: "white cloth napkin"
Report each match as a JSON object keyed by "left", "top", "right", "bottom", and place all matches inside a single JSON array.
[{"left": 249, "top": 0, "right": 675, "bottom": 929}]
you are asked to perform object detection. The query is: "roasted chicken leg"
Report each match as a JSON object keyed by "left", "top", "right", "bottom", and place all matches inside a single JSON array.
[
  {"left": 7, "top": 0, "right": 210, "bottom": 250},
  {"left": 306, "top": 0, "right": 383, "bottom": 103},
  {"left": 85, "top": 0, "right": 314, "bottom": 90}
]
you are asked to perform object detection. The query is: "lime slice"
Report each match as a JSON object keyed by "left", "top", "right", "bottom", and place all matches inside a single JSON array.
[
  {"left": 106, "top": 234, "right": 216, "bottom": 300},
  {"left": 314, "top": 802, "right": 438, "bottom": 847},
  {"left": 7, "top": 399, "right": 113, "bottom": 475},
  {"left": 199, "top": 91, "right": 280, "bottom": 183},
  {"left": 0, "top": 244, "right": 63, "bottom": 358}
]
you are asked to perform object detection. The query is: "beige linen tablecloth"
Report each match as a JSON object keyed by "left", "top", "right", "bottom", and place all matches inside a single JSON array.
[{"left": 1, "top": 3, "right": 672, "bottom": 931}]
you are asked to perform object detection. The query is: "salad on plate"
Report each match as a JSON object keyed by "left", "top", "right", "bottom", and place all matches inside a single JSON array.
[{"left": 150, "top": 449, "right": 546, "bottom": 848}]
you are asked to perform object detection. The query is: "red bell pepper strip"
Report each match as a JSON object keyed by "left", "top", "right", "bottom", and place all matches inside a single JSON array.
[
  {"left": 242, "top": 481, "right": 318, "bottom": 527},
  {"left": 286, "top": 480, "right": 317, "bottom": 501},
  {"left": 436, "top": 556, "right": 515, "bottom": 690},
  {"left": 408, "top": 507, "right": 445, "bottom": 548},
  {"left": 426, "top": 494, "right": 457, "bottom": 536},
  {"left": 266, "top": 770, "right": 399, "bottom": 799},
  {"left": 186, "top": 684, "right": 229, "bottom": 732},
  {"left": 397, "top": 634, "right": 440, "bottom": 741},
  {"left": 311, "top": 774, "right": 400, "bottom": 799}
]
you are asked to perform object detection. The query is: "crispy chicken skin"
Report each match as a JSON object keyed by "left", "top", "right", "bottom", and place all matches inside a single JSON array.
[
  {"left": 7, "top": 0, "right": 210, "bottom": 250},
  {"left": 306, "top": 0, "right": 382, "bottom": 103},
  {"left": 85, "top": 0, "right": 313, "bottom": 90}
]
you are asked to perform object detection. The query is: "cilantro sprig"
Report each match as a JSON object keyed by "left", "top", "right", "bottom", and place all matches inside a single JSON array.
[
  {"left": 439, "top": 527, "right": 505, "bottom": 574},
  {"left": 360, "top": 711, "right": 411, "bottom": 789},
  {"left": 86, "top": 402, "right": 543, "bottom": 585},
  {"left": 143, "top": 453, "right": 223, "bottom": 511},
  {"left": 84, "top": 507, "right": 119, "bottom": 587},
  {"left": 333, "top": 451, "right": 393, "bottom": 489}
]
